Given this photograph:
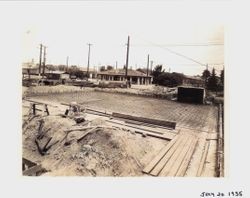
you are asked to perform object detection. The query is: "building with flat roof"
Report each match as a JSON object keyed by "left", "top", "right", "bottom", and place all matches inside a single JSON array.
[{"left": 97, "top": 69, "right": 153, "bottom": 85}]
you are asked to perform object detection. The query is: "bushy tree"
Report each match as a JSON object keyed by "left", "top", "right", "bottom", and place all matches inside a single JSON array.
[
  {"left": 202, "top": 69, "right": 211, "bottom": 88},
  {"left": 46, "top": 64, "right": 57, "bottom": 71},
  {"left": 207, "top": 68, "right": 218, "bottom": 91},
  {"left": 107, "top": 65, "right": 113, "bottom": 70},
  {"left": 157, "top": 72, "right": 184, "bottom": 87},
  {"left": 58, "top": 65, "right": 67, "bottom": 71},
  {"left": 100, "top": 66, "right": 106, "bottom": 71},
  {"left": 152, "top": 65, "right": 164, "bottom": 84},
  {"left": 220, "top": 69, "right": 224, "bottom": 86}
]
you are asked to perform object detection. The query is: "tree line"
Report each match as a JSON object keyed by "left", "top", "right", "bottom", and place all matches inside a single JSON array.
[{"left": 151, "top": 64, "right": 224, "bottom": 91}]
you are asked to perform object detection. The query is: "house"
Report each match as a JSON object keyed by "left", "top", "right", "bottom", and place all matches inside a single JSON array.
[
  {"left": 182, "top": 75, "right": 205, "bottom": 87},
  {"left": 97, "top": 69, "right": 153, "bottom": 85},
  {"left": 22, "top": 60, "right": 49, "bottom": 77},
  {"left": 45, "top": 71, "right": 70, "bottom": 79},
  {"left": 38, "top": 71, "right": 70, "bottom": 85},
  {"left": 79, "top": 67, "right": 98, "bottom": 79}
]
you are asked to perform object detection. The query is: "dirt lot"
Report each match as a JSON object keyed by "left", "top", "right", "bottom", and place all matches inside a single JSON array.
[
  {"left": 22, "top": 102, "right": 167, "bottom": 176},
  {"left": 22, "top": 86, "right": 219, "bottom": 177}
]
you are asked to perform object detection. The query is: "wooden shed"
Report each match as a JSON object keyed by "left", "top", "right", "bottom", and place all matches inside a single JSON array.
[{"left": 177, "top": 86, "right": 205, "bottom": 104}]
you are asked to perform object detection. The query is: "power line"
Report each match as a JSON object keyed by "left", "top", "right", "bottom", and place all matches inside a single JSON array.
[
  {"left": 132, "top": 35, "right": 223, "bottom": 71},
  {"left": 130, "top": 42, "right": 224, "bottom": 47}
]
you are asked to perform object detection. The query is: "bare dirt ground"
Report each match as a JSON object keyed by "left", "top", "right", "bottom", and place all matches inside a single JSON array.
[
  {"left": 22, "top": 100, "right": 167, "bottom": 176},
  {"left": 22, "top": 86, "right": 219, "bottom": 177}
]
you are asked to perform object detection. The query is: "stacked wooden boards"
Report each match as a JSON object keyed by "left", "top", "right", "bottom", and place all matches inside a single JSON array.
[{"left": 143, "top": 132, "right": 199, "bottom": 177}]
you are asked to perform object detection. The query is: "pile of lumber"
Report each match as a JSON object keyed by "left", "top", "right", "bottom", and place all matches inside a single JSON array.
[
  {"left": 143, "top": 133, "right": 198, "bottom": 176},
  {"left": 112, "top": 112, "right": 176, "bottom": 129},
  {"left": 106, "top": 119, "right": 177, "bottom": 141}
]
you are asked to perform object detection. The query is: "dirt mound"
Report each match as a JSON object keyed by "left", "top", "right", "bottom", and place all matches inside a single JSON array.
[
  {"left": 22, "top": 110, "right": 167, "bottom": 176},
  {"left": 71, "top": 129, "right": 140, "bottom": 176}
]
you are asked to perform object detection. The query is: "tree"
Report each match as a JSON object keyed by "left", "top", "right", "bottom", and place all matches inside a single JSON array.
[
  {"left": 157, "top": 72, "right": 184, "bottom": 87},
  {"left": 202, "top": 69, "right": 211, "bottom": 88},
  {"left": 152, "top": 65, "right": 164, "bottom": 84},
  {"left": 220, "top": 69, "right": 224, "bottom": 86},
  {"left": 107, "top": 65, "right": 113, "bottom": 70},
  {"left": 46, "top": 64, "right": 57, "bottom": 71},
  {"left": 100, "top": 66, "right": 105, "bottom": 71},
  {"left": 58, "top": 65, "right": 67, "bottom": 71},
  {"left": 207, "top": 68, "right": 218, "bottom": 91}
]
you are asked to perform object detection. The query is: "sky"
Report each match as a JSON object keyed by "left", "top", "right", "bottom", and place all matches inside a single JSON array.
[{"left": 21, "top": 2, "right": 225, "bottom": 76}]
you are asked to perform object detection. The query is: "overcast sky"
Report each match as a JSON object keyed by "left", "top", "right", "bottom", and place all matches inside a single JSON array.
[{"left": 21, "top": 2, "right": 224, "bottom": 75}]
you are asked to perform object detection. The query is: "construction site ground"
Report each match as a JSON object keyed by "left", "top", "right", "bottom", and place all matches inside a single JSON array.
[{"left": 22, "top": 87, "right": 219, "bottom": 177}]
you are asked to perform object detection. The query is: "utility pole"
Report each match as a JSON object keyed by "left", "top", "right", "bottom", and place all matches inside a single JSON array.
[
  {"left": 147, "top": 54, "right": 149, "bottom": 76},
  {"left": 116, "top": 61, "right": 118, "bottom": 70},
  {"left": 87, "top": 43, "right": 92, "bottom": 80},
  {"left": 125, "top": 36, "right": 130, "bottom": 81},
  {"left": 42, "top": 46, "right": 46, "bottom": 79},
  {"left": 38, "top": 44, "right": 43, "bottom": 76},
  {"left": 150, "top": 60, "right": 153, "bottom": 74},
  {"left": 206, "top": 64, "right": 208, "bottom": 71},
  {"left": 66, "top": 56, "right": 69, "bottom": 72}
]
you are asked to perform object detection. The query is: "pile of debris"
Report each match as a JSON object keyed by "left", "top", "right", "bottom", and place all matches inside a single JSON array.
[{"left": 22, "top": 101, "right": 167, "bottom": 176}]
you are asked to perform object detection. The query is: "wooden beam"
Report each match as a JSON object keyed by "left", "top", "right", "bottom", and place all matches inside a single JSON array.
[
  {"left": 106, "top": 120, "right": 164, "bottom": 135},
  {"left": 197, "top": 141, "right": 210, "bottom": 176},
  {"left": 23, "top": 165, "right": 43, "bottom": 176},
  {"left": 150, "top": 136, "right": 187, "bottom": 176},
  {"left": 160, "top": 137, "right": 193, "bottom": 176},
  {"left": 167, "top": 138, "right": 197, "bottom": 177},
  {"left": 112, "top": 112, "right": 176, "bottom": 129},
  {"left": 22, "top": 158, "right": 37, "bottom": 168},
  {"left": 175, "top": 139, "right": 198, "bottom": 177},
  {"left": 109, "top": 122, "right": 175, "bottom": 141},
  {"left": 77, "top": 127, "right": 98, "bottom": 142},
  {"left": 142, "top": 134, "right": 182, "bottom": 174},
  {"left": 64, "top": 126, "right": 94, "bottom": 133},
  {"left": 24, "top": 98, "right": 57, "bottom": 107}
]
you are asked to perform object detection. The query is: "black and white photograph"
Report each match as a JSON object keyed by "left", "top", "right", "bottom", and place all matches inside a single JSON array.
[
  {"left": 1, "top": 0, "right": 249, "bottom": 197},
  {"left": 21, "top": 2, "right": 224, "bottom": 177}
]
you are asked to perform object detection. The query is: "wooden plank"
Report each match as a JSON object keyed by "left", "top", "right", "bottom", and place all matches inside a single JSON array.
[
  {"left": 175, "top": 138, "right": 198, "bottom": 177},
  {"left": 197, "top": 141, "right": 210, "bottom": 176},
  {"left": 112, "top": 112, "right": 176, "bottom": 129},
  {"left": 159, "top": 137, "right": 191, "bottom": 176},
  {"left": 116, "top": 117, "right": 177, "bottom": 131},
  {"left": 149, "top": 135, "right": 187, "bottom": 176},
  {"left": 23, "top": 165, "right": 43, "bottom": 176},
  {"left": 79, "top": 99, "right": 103, "bottom": 104},
  {"left": 165, "top": 138, "right": 195, "bottom": 177},
  {"left": 64, "top": 126, "right": 94, "bottom": 133},
  {"left": 142, "top": 134, "right": 181, "bottom": 174},
  {"left": 107, "top": 120, "right": 164, "bottom": 135},
  {"left": 77, "top": 127, "right": 98, "bottom": 142},
  {"left": 22, "top": 158, "right": 37, "bottom": 168},
  {"left": 109, "top": 122, "right": 175, "bottom": 141},
  {"left": 206, "top": 133, "right": 218, "bottom": 140},
  {"left": 124, "top": 119, "right": 177, "bottom": 131},
  {"left": 152, "top": 136, "right": 189, "bottom": 176},
  {"left": 24, "top": 98, "right": 57, "bottom": 107}
]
